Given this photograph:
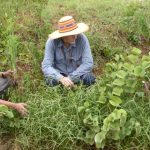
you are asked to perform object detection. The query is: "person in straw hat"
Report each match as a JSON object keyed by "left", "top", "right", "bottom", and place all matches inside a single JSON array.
[{"left": 42, "top": 16, "right": 95, "bottom": 87}]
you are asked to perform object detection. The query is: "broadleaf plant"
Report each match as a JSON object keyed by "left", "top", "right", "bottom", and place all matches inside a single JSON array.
[{"left": 78, "top": 48, "right": 149, "bottom": 148}]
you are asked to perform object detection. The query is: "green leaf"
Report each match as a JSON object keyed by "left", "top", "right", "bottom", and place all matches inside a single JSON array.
[
  {"left": 92, "top": 115, "right": 99, "bottom": 127},
  {"left": 83, "top": 114, "right": 92, "bottom": 124},
  {"left": 124, "top": 87, "right": 135, "bottom": 93},
  {"left": 113, "top": 79, "right": 125, "bottom": 86},
  {"left": 118, "top": 62, "right": 123, "bottom": 69},
  {"left": 84, "top": 101, "right": 90, "bottom": 107},
  {"left": 106, "top": 83, "right": 113, "bottom": 87},
  {"left": 95, "top": 131, "right": 106, "bottom": 148},
  {"left": 95, "top": 131, "right": 106, "bottom": 142},
  {"left": 120, "top": 114, "right": 127, "bottom": 126},
  {"left": 5, "top": 111, "right": 14, "bottom": 118},
  {"left": 127, "top": 54, "right": 138, "bottom": 63},
  {"left": 120, "top": 54, "right": 125, "bottom": 61},
  {"left": 110, "top": 121, "right": 120, "bottom": 130},
  {"left": 85, "top": 130, "right": 95, "bottom": 145},
  {"left": 120, "top": 125, "right": 132, "bottom": 139},
  {"left": 136, "top": 92, "right": 144, "bottom": 97},
  {"left": 112, "top": 87, "right": 123, "bottom": 96},
  {"left": 99, "top": 87, "right": 106, "bottom": 93},
  {"left": 116, "top": 70, "right": 127, "bottom": 79},
  {"left": 86, "top": 130, "right": 95, "bottom": 139},
  {"left": 131, "top": 48, "right": 141, "bottom": 55},
  {"left": 0, "top": 105, "right": 8, "bottom": 112},
  {"left": 93, "top": 126, "right": 100, "bottom": 132},
  {"left": 126, "top": 79, "right": 137, "bottom": 88},
  {"left": 95, "top": 139, "right": 105, "bottom": 149},
  {"left": 0, "top": 105, "right": 14, "bottom": 118},
  {"left": 134, "top": 66, "right": 145, "bottom": 77},
  {"left": 84, "top": 137, "right": 94, "bottom": 145},
  {"left": 98, "top": 95, "right": 106, "bottom": 104},
  {"left": 142, "top": 61, "right": 150, "bottom": 69},
  {"left": 142, "top": 55, "right": 150, "bottom": 61},
  {"left": 123, "top": 63, "right": 134, "bottom": 72},
  {"left": 135, "top": 122, "right": 141, "bottom": 136},
  {"left": 112, "top": 130, "right": 120, "bottom": 140},
  {"left": 109, "top": 96, "right": 122, "bottom": 106},
  {"left": 78, "top": 106, "right": 85, "bottom": 112},
  {"left": 114, "top": 54, "right": 119, "bottom": 61},
  {"left": 110, "top": 72, "right": 116, "bottom": 79}
]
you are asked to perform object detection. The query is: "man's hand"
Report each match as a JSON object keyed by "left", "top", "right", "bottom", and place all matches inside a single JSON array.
[
  {"left": 3, "top": 70, "right": 14, "bottom": 77},
  {"left": 59, "top": 77, "right": 74, "bottom": 87},
  {"left": 13, "top": 103, "right": 28, "bottom": 116}
]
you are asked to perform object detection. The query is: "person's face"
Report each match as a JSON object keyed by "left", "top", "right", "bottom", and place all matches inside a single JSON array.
[{"left": 62, "top": 35, "right": 77, "bottom": 44}]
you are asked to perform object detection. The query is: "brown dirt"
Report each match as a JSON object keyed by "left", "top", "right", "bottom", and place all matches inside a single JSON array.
[
  {"left": 118, "top": 30, "right": 150, "bottom": 55},
  {"left": 137, "top": 36, "right": 150, "bottom": 55},
  {"left": 93, "top": 65, "right": 104, "bottom": 76},
  {"left": 0, "top": 137, "right": 21, "bottom": 150}
]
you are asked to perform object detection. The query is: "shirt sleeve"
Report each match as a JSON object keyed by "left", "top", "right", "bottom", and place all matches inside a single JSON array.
[
  {"left": 69, "top": 34, "right": 94, "bottom": 82},
  {"left": 41, "top": 39, "right": 63, "bottom": 81}
]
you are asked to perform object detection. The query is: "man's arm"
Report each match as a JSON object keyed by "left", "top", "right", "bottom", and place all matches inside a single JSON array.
[
  {"left": 42, "top": 39, "right": 63, "bottom": 81},
  {"left": 0, "top": 99, "right": 17, "bottom": 109},
  {"left": 0, "top": 70, "right": 14, "bottom": 78},
  {"left": 0, "top": 99, "right": 27, "bottom": 116},
  {"left": 0, "top": 72, "right": 5, "bottom": 78},
  {"left": 69, "top": 35, "right": 94, "bottom": 81}
]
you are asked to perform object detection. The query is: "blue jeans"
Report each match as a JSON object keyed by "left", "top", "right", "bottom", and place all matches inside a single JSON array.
[
  {"left": 0, "top": 77, "right": 11, "bottom": 99},
  {"left": 45, "top": 73, "right": 96, "bottom": 87},
  {"left": 0, "top": 78, "right": 11, "bottom": 94}
]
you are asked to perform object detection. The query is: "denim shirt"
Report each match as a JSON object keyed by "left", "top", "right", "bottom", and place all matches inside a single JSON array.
[{"left": 42, "top": 33, "right": 94, "bottom": 81}]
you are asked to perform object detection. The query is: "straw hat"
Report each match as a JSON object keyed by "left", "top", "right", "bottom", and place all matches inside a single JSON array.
[{"left": 49, "top": 16, "right": 89, "bottom": 39}]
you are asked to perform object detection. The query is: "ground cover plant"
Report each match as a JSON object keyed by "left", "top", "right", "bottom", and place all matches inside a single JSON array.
[{"left": 0, "top": 0, "right": 150, "bottom": 149}]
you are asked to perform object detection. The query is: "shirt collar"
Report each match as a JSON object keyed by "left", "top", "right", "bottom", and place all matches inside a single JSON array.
[
  {"left": 71, "top": 42, "right": 76, "bottom": 48},
  {"left": 57, "top": 39, "right": 77, "bottom": 48},
  {"left": 58, "top": 39, "right": 63, "bottom": 48}
]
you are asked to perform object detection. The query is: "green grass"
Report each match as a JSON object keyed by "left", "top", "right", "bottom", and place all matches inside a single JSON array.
[
  {"left": 6, "top": 84, "right": 91, "bottom": 149},
  {"left": 0, "top": 0, "right": 150, "bottom": 149}
]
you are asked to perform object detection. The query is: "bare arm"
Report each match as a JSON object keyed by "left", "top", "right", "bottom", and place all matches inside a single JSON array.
[
  {"left": 0, "top": 99, "right": 16, "bottom": 108},
  {"left": 0, "top": 99, "right": 27, "bottom": 116}
]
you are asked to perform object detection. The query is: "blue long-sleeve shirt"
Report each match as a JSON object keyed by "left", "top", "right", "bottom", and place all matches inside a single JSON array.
[{"left": 42, "top": 33, "right": 94, "bottom": 81}]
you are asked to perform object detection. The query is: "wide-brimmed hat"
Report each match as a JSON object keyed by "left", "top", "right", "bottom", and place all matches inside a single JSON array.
[{"left": 49, "top": 16, "right": 89, "bottom": 39}]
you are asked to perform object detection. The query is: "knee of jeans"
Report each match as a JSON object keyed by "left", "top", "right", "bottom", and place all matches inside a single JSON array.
[{"left": 82, "top": 73, "right": 96, "bottom": 85}]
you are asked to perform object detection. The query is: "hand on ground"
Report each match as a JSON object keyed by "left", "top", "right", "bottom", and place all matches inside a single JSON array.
[
  {"left": 59, "top": 77, "right": 74, "bottom": 87},
  {"left": 13, "top": 103, "right": 28, "bottom": 116},
  {"left": 3, "top": 70, "right": 14, "bottom": 77}
]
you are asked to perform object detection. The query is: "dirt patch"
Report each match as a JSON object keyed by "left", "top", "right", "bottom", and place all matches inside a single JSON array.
[
  {"left": 93, "top": 65, "right": 104, "bottom": 76},
  {"left": 137, "top": 36, "right": 150, "bottom": 54},
  {"left": 0, "top": 136, "right": 21, "bottom": 150},
  {"left": 117, "top": 30, "right": 150, "bottom": 54}
]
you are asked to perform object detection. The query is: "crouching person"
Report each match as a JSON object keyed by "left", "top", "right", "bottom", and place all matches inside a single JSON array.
[
  {"left": 0, "top": 70, "right": 27, "bottom": 116},
  {"left": 42, "top": 16, "right": 96, "bottom": 87}
]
